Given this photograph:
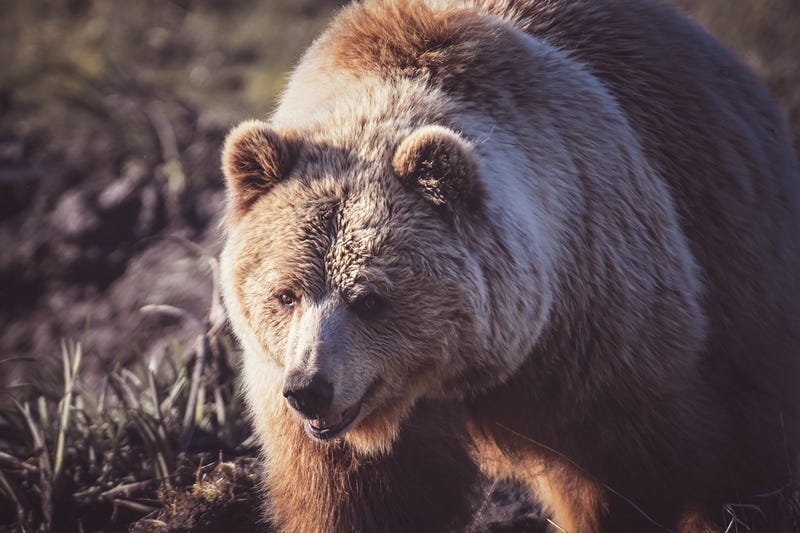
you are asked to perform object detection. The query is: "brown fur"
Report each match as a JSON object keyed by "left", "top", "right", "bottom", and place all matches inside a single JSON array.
[
  {"left": 392, "top": 125, "right": 483, "bottom": 213},
  {"left": 258, "top": 388, "right": 478, "bottom": 532},
  {"left": 220, "top": 1, "right": 800, "bottom": 531},
  {"left": 325, "top": 2, "right": 490, "bottom": 79},
  {"left": 223, "top": 120, "right": 298, "bottom": 222}
]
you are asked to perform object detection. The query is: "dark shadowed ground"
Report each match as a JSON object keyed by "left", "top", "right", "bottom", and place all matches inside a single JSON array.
[{"left": 0, "top": 0, "right": 798, "bottom": 531}]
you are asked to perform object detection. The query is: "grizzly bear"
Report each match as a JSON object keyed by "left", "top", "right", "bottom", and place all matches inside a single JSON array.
[{"left": 219, "top": 0, "right": 800, "bottom": 531}]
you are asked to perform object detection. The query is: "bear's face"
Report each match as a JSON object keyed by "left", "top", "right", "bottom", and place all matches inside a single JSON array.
[{"left": 221, "top": 120, "right": 486, "bottom": 454}]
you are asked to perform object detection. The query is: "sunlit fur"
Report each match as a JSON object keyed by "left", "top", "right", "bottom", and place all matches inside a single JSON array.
[{"left": 220, "top": 1, "right": 800, "bottom": 531}]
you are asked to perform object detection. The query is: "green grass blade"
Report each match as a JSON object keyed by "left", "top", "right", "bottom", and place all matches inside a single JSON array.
[{"left": 54, "top": 342, "right": 82, "bottom": 482}]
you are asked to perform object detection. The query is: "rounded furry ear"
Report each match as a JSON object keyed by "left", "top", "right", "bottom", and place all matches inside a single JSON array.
[
  {"left": 222, "top": 119, "right": 296, "bottom": 219},
  {"left": 392, "top": 125, "right": 480, "bottom": 211}
]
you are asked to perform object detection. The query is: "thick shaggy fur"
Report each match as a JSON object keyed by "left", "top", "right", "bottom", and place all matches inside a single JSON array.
[{"left": 220, "top": 1, "right": 800, "bottom": 531}]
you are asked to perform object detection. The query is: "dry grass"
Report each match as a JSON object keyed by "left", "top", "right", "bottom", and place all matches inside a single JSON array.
[{"left": 0, "top": 253, "right": 259, "bottom": 532}]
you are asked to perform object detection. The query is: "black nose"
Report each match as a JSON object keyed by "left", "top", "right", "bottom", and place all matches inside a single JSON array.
[{"left": 282, "top": 372, "right": 334, "bottom": 418}]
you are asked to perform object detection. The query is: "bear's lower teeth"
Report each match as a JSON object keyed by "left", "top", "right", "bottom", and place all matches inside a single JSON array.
[{"left": 310, "top": 412, "right": 343, "bottom": 430}]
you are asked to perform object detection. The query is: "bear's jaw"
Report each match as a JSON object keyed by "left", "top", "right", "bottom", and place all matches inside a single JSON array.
[
  {"left": 302, "top": 378, "right": 383, "bottom": 441},
  {"left": 304, "top": 401, "right": 362, "bottom": 440}
]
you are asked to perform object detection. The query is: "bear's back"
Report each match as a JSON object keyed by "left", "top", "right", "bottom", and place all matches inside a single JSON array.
[
  {"left": 479, "top": 0, "right": 800, "bottom": 504},
  {"left": 485, "top": 0, "right": 800, "bottom": 390}
]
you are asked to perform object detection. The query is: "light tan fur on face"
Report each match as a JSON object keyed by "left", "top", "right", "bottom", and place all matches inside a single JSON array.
[
  {"left": 222, "top": 85, "right": 496, "bottom": 456},
  {"left": 221, "top": 0, "right": 800, "bottom": 531}
]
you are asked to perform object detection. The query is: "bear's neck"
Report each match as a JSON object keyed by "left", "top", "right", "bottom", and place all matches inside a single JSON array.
[{"left": 257, "top": 399, "right": 478, "bottom": 533}]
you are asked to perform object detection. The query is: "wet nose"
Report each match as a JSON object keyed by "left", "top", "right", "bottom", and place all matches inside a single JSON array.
[{"left": 282, "top": 372, "right": 334, "bottom": 418}]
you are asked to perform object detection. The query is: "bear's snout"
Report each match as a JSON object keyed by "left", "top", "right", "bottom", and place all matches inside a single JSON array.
[{"left": 282, "top": 371, "right": 334, "bottom": 419}]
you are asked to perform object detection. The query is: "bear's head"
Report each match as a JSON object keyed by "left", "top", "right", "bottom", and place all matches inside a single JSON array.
[{"left": 220, "top": 118, "right": 493, "bottom": 454}]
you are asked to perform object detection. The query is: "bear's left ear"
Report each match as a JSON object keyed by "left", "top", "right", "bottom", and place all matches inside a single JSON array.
[
  {"left": 222, "top": 119, "right": 297, "bottom": 220},
  {"left": 392, "top": 125, "right": 481, "bottom": 212}
]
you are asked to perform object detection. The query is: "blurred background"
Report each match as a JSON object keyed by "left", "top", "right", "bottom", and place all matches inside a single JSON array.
[
  {"left": 1, "top": 0, "right": 798, "bottom": 383},
  {"left": 1, "top": 0, "right": 345, "bottom": 380},
  {"left": 0, "top": 0, "right": 798, "bottom": 531}
]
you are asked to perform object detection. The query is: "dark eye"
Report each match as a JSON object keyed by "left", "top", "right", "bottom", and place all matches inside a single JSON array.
[
  {"left": 278, "top": 290, "right": 298, "bottom": 307},
  {"left": 352, "top": 293, "right": 384, "bottom": 317}
]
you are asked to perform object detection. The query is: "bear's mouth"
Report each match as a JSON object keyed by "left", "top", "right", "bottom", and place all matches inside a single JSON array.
[
  {"left": 305, "top": 401, "right": 362, "bottom": 440},
  {"left": 304, "top": 379, "right": 382, "bottom": 440}
]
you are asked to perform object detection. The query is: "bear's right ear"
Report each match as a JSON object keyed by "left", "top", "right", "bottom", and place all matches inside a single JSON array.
[
  {"left": 392, "top": 125, "right": 481, "bottom": 214},
  {"left": 222, "top": 119, "right": 297, "bottom": 220}
]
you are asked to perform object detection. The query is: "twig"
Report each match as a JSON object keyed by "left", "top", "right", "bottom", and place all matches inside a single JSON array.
[
  {"left": 0, "top": 451, "right": 38, "bottom": 473},
  {"left": 0, "top": 356, "right": 38, "bottom": 366},
  {"left": 113, "top": 498, "right": 158, "bottom": 515},
  {"left": 100, "top": 480, "right": 156, "bottom": 500},
  {"left": 468, "top": 477, "right": 498, "bottom": 531},
  {"left": 140, "top": 304, "right": 204, "bottom": 330}
]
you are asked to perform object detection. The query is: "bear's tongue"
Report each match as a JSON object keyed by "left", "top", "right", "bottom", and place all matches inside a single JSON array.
[{"left": 309, "top": 410, "right": 345, "bottom": 430}]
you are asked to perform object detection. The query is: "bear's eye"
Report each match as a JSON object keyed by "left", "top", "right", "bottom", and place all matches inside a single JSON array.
[
  {"left": 277, "top": 290, "right": 298, "bottom": 307},
  {"left": 352, "top": 293, "right": 385, "bottom": 317}
]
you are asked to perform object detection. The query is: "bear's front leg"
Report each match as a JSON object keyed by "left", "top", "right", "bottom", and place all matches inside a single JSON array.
[{"left": 259, "top": 399, "right": 479, "bottom": 533}]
